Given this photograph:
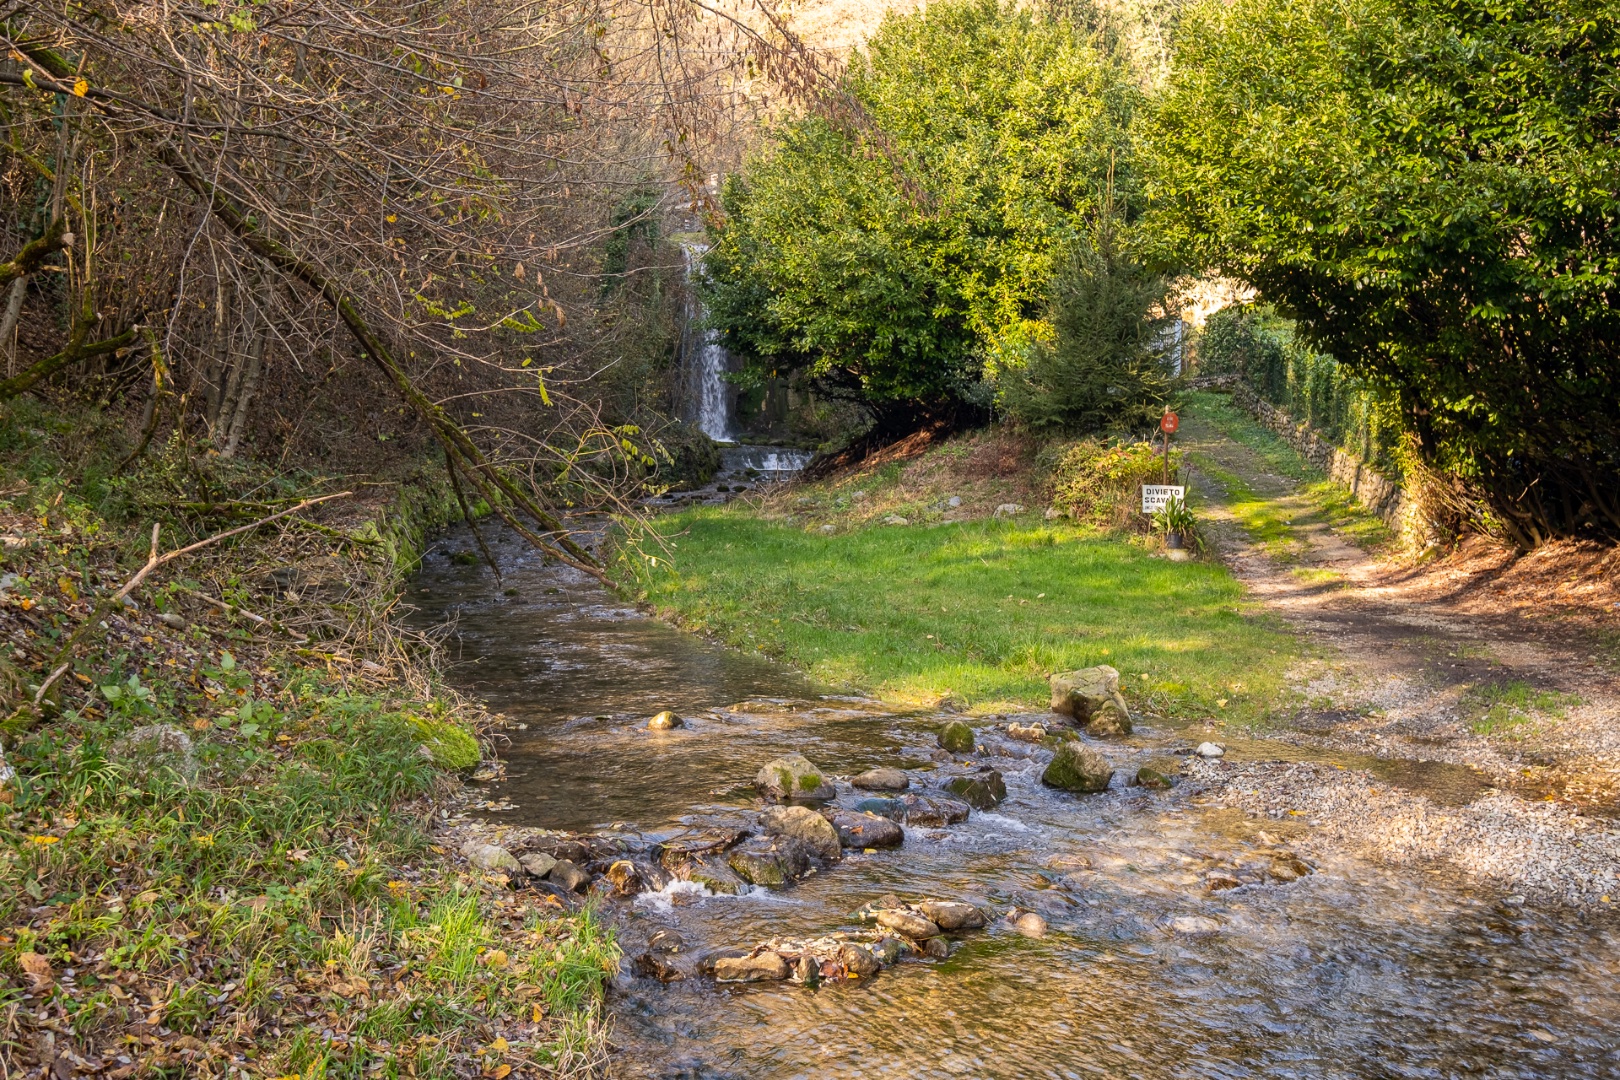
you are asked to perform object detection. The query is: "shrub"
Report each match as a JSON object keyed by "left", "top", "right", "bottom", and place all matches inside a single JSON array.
[
  {"left": 997, "top": 212, "right": 1178, "bottom": 432},
  {"left": 1048, "top": 438, "right": 1181, "bottom": 529}
]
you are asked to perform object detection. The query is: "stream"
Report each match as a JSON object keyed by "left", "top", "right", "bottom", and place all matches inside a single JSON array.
[{"left": 410, "top": 517, "right": 1620, "bottom": 1079}]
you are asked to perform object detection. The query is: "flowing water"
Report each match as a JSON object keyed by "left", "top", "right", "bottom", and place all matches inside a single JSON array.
[
  {"left": 410, "top": 525, "right": 1620, "bottom": 1080},
  {"left": 680, "top": 241, "right": 734, "bottom": 443}
]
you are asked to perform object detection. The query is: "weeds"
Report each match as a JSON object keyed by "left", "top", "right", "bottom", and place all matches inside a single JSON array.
[
  {"left": 0, "top": 402, "right": 617, "bottom": 1075},
  {"left": 1464, "top": 681, "right": 1579, "bottom": 736}
]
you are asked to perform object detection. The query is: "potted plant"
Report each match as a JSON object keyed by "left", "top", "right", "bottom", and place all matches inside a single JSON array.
[{"left": 1154, "top": 495, "right": 1197, "bottom": 550}]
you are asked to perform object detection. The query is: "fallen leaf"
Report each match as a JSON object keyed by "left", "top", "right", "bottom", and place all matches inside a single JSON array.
[{"left": 17, "top": 951, "right": 52, "bottom": 988}]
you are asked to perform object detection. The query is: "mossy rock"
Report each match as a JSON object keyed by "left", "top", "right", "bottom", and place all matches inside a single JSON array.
[
  {"left": 407, "top": 713, "right": 480, "bottom": 769},
  {"left": 1041, "top": 742, "right": 1113, "bottom": 794},
  {"left": 1133, "top": 766, "right": 1173, "bottom": 790},
  {"left": 937, "top": 720, "right": 975, "bottom": 754}
]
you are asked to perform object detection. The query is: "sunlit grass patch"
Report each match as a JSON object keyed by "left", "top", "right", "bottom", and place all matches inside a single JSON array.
[
  {"left": 620, "top": 508, "right": 1303, "bottom": 724},
  {"left": 1464, "top": 681, "right": 1579, "bottom": 736}
]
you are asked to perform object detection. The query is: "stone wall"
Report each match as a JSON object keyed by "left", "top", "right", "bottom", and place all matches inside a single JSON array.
[{"left": 1226, "top": 381, "right": 1432, "bottom": 546}]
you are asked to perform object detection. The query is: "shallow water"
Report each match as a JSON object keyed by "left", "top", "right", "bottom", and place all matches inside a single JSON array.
[{"left": 411, "top": 522, "right": 1620, "bottom": 1079}]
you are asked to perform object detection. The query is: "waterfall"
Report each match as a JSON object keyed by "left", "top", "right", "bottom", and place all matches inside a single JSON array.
[{"left": 681, "top": 242, "right": 733, "bottom": 442}]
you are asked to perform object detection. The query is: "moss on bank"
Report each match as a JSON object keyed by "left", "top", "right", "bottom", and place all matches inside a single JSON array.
[{"left": 0, "top": 402, "right": 616, "bottom": 1077}]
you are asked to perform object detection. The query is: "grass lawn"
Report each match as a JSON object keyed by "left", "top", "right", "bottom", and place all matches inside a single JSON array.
[{"left": 622, "top": 510, "right": 1304, "bottom": 724}]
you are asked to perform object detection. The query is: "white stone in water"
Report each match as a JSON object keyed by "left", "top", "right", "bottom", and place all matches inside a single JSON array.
[{"left": 1195, "top": 742, "right": 1225, "bottom": 758}]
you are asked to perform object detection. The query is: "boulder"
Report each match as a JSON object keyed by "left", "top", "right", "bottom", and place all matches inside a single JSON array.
[
  {"left": 1041, "top": 743, "right": 1114, "bottom": 794},
  {"left": 937, "top": 720, "right": 976, "bottom": 754},
  {"left": 1133, "top": 767, "right": 1173, "bottom": 790},
  {"left": 713, "top": 952, "right": 791, "bottom": 982},
  {"left": 519, "top": 851, "right": 558, "bottom": 878},
  {"left": 108, "top": 723, "right": 197, "bottom": 780},
  {"left": 827, "top": 810, "right": 905, "bottom": 850},
  {"left": 1048, "top": 666, "right": 1133, "bottom": 735},
  {"left": 922, "top": 937, "right": 950, "bottom": 959},
  {"left": 760, "top": 805, "right": 842, "bottom": 861},
  {"left": 547, "top": 859, "right": 591, "bottom": 893},
  {"left": 851, "top": 767, "right": 910, "bottom": 792},
  {"left": 648, "top": 711, "right": 684, "bottom": 730},
  {"left": 897, "top": 794, "right": 972, "bottom": 826},
  {"left": 727, "top": 838, "right": 811, "bottom": 886},
  {"left": 460, "top": 840, "right": 523, "bottom": 875},
  {"left": 916, "top": 900, "right": 987, "bottom": 931},
  {"left": 685, "top": 859, "right": 746, "bottom": 896},
  {"left": 853, "top": 797, "right": 905, "bottom": 819},
  {"left": 1195, "top": 742, "right": 1225, "bottom": 759},
  {"left": 941, "top": 769, "right": 1006, "bottom": 810},
  {"left": 839, "top": 943, "right": 882, "bottom": 977},
  {"left": 875, "top": 909, "right": 941, "bottom": 940},
  {"left": 755, "top": 753, "right": 836, "bottom": 803}
]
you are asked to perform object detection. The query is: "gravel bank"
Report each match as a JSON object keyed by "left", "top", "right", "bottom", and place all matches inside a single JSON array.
[{"left": 1185, "top": 756, "right": 1620, "bottom": 906}]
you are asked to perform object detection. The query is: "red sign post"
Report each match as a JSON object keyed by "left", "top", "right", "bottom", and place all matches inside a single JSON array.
[{"left": 1160, "top": 410, "right": 1179, "bottom": 483}]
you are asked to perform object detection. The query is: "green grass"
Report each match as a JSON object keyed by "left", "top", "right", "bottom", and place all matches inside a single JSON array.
[
  {"left": 1180, "top": 391, "right": 1395, "bottom": 550},
  {"left": 622, "top": 509, "right": 1304, "bottom": 724},
  {"left": 1463, "top": 680, "right": 1580, "bottom": 736},
  {"left": 1184, "top": 453, "right": 1308, "bottom": 562}
]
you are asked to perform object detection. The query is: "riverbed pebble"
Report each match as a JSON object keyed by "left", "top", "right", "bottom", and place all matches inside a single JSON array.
[
  {"left": 1187, "top": 756, "right": 1620, "bottom": 906},
  {"left": 876, "top": 909, "right": 942, "bottom": 940},
  {"left": 852, "top": 767, "right": 910, "bottom": 792},
  {"left": 827, "top": 810, "right": 905, "bottom": 849},
  {"left": 713, "top": 952, "right": 790, "bottom": 982},
  {"left": 916, "top": 900, "right": 987, "bottom": 930},
  {"left": 1009, "top": 910, "right": 1047, "bottom": 938},
  {"left": 647, "top": 710, "right": 684, "bottom": 730}
]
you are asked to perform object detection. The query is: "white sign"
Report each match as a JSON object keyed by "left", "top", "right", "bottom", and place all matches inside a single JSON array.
[{"left": 1142, "top": 485, "right": 1186, "bottom": 514}]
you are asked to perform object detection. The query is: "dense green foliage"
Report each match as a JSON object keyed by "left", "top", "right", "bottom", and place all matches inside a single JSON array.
[
  {"left": 702, "top": 0, "right": 1136, "bottom": 424},
  {"left": 1150, "top": 0, "right": 1620, "bottom": 544},
  {"left": 998, "top": 210, "right": 1178, "bottom": 430},
  {"left": 1201, "top": 306, "right": 1406, "bottom": 476}
]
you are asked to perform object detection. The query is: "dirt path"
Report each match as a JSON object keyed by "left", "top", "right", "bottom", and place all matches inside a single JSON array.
[{"left": 1176, "top": 406, "right": 1620, "bottom": 904}]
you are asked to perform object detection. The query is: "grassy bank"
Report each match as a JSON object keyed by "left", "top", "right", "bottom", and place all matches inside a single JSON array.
[
  {"left": 1, "top": 403, "right": 616, "bottom": 1077},
  {"left": 622, "top": 474, "right": 1303, "bottom": 724}
]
